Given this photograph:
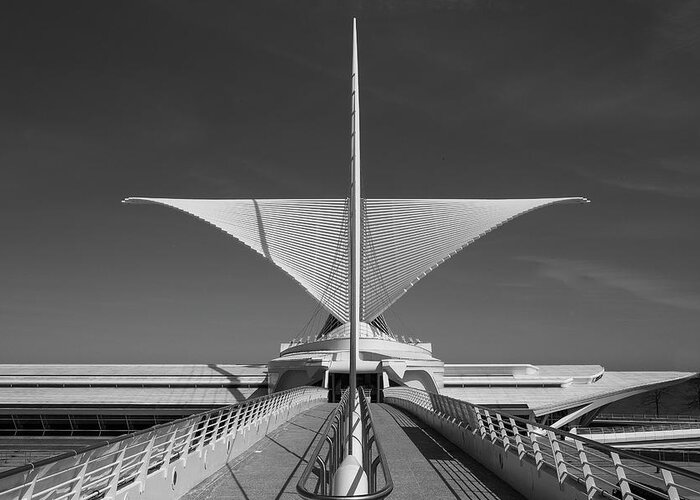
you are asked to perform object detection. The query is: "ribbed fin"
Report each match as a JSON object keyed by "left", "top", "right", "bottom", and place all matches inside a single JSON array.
[
  {"left": 124, "top": 197, "right": 351, "bottom": 321},
  {"left": 124, "top": 196, "right": 588, "bottom": 323}
]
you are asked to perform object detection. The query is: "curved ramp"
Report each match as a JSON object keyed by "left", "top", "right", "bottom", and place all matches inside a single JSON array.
[
  {"left": 372, "top": 404, "right": 524, "bottom": 500},
  {"left": 183, "top": 403, "right": 522, "bottom": 499}
]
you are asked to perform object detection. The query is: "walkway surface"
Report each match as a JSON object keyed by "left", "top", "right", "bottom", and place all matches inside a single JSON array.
[{"left": 183, "top": 403, "right": 524, "bottom": 499}]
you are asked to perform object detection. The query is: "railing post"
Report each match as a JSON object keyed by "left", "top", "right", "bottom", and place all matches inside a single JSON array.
[
  {"left": 547, "top": 430, "right": 567, "bottom": 485},
  {"left": 527, "top": 424, "right": 544, "bottom": 470},
  {"left": 211, "top": 410, "right": 223, "bottom": 449},
  {"left": 610, "top": 452, "right": 632, "bottom": 500},
  {"left": 465, "top": 405, "right": 479, "bottom": 433},
  {"left": 229, "top": 405, "right": 242, "bottom": 438},
  {"left": 496, "top": 414, "right": 510, "bottom": 451},
  {"left": 223, "top": 406, "right": 234, "bottom": 437},
  {"left": 484, "top": 410, "right": 498, "bottom": 443},
  {"left": 106, "top": 445, "right": 127, "bottom": 499},
  {"left": 475, "top": 407, "right": 488, "bottom": 439},
  {"left": 180, "top": 420, "right": 197, "bottom": 470},
  {"left": 509, "top": 418, "right": 525, "bottom": 460},
  {"left": 446, "top": 398, "right": 458, "bottom": 424},
  {"left": 661, "top": 469, "right": 681, "bottom": 500},
  {"left": 70, "top": 457, "right": 91, "bottom": 500},
  {"left": 457, "top": 402, "right": 469, "bottom": 428},
  {"left": 137, "top": 432, "right": 156, "bottom": 493},
  {"left": 197, "top": 414, "right": 210, "bottom": 457},
  {"left": 574, "top": 440, "right": 597, "bottom": 499},
  {"left": 20, "top": 469, "right": 40, "bottom": 500}
]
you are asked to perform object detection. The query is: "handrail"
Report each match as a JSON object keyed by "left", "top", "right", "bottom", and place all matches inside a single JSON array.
[
  {"left": 357, "top": 388, "right": 393, "bottom": 498},
  {"left": 0, "top": 386, "right": 327, "bottom": 500},
  {"left": 575, "top": 422, "right": 700, "bottom": 435},
  {"left": 297, "top": 388, "right": 350, "bottom": 498},
  {"left": 297, "top": 387, "right": 393, "bottom": 499},
  {"left": 384, "top": 387, "right": 700, "bottom": 500},
  {"left": 597, "top": 413, "right": 700, "bottom": 422},
  {"left": 0, "top": 387, "right": 308, "bottom": 479}
]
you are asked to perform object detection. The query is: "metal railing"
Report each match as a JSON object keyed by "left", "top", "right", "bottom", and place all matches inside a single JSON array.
[
  {"left": 357, "top": 388, "right": 393, "bottom": 497},
  {"left": 297, "top": 388, "right": 393, "bottom": 499},
  {"left": 575, "top": 423, "right": 700, "bottom": 435},
  {"left": 0, "top": 386, "right": 327, "bottom": 500},
  {"left": 286, "top": 334, "right": 423, "bottom": 346},
  {"left": 597, "top": 414, "right": 700, "bottom": 423},
  {"left": 384, "top": 387, "right": 700, "bottom": 500}
]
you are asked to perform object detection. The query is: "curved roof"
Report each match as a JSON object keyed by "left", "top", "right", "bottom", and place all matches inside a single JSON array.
[{"left": 124, "top": 196, "right": 588, "bottom": 321}]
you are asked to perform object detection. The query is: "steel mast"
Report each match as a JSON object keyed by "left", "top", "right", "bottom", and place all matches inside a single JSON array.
[{"left": 348, "top": 17, "right": 361, "bottom": 455}]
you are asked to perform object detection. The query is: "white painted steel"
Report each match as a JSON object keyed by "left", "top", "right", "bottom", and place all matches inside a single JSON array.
[
  {"left": 123, "top": 197, "right": 351, "bottom": 320},
  {"left": 361, "top": 197, "right": 587, "bottom": 320},
  {"left": 124, "top": 196, "right": 586, "bottom": 323},
  {"left": 0, "top": 387, "right": 327, "bottom": 500},
  {"left": 296, "top": 388, "right": 393, "bottom": 499},
  {"left": 384, "top": 387, "right": 700, "bottom": 500},
  {"left": 349, "top": 17, "right": 362, "bottom": 451}
]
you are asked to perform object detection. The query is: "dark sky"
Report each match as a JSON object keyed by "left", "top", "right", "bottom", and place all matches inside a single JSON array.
[{"left": 2, "top": 0, "right": 699, "bottom": 370}]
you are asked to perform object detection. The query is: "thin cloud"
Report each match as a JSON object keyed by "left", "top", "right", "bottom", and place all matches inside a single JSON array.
[
  {"left": 570, "top": 157, "right": 700, "bottom": 199},
  {"left": 521, "top": 256, "right": 700, "bottom": 313},
  {"left": 596, "top": 177, "right": 700, "bottom": 198}
]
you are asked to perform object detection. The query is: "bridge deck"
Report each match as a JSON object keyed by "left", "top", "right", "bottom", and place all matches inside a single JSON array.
[{"left": 183, "top": 403, "right": 523, "bottom": 500}]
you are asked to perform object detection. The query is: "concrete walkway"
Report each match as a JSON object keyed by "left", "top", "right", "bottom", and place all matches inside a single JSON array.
[
  {"left": 372, "top": 404, "right": 524, "bottom": 499},
  {"left": 183, "top": 403, "right": 335, "bottom": 500},
  {"left": 184, "top": 402, "right": 524, "bottom": 499}
]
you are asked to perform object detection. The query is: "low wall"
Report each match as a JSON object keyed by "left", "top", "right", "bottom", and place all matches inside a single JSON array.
[{"left": 134, "top": 393, "right": 325, "bottom": 499}]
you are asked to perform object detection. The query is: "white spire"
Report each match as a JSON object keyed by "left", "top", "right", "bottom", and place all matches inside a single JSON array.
[{"left": 348, "top": 18, "right": 361, "bottom": 446}]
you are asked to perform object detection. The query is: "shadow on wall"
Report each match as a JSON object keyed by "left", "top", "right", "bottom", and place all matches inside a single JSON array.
[
  {"left": 402, "top": 370, "right": 439, "bottom": 393},
  {"left": 207, "top": 364, "right": 268, "bottom": 401},
  {"left": 274, "top": 370, "right": 323, "bottom": 392}
]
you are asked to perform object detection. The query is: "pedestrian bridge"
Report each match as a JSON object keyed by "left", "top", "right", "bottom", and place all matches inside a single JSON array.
[
  {"left": 1, "top": 387, "right": 699, "bottom": 499},
  {"left": 184, "top": 403, "right": 521, "bottom": 499}
]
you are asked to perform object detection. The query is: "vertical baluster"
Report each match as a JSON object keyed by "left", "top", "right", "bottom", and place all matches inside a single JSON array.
[
  {"left": 465, "top": 405, "right": 478, "bottom": 432},
  {"left": 509, "top": 418, "right": 525, "bottom": 460},
  {"left": 527, "top": 424, "right": 544, "bottom": 470},
  {"left": 160, "top": 429, "right": 176, "bottom": 473},
  {"left": 199, "top": 414, "right": 211, "bottom": 455},
  {"left": 240, "top": 403, "right": 249, "bottom": 428},
  {"left": 252, "top": 400, "right": 260, "bottom": 425},
  {"left": 446, "top": 397, "right": 456, "bottom": 422},
  {"left": 19, "top": 469, "right": 40, "bottom": 500},
  {"left": 256, "top": 399, "right": 264, "bottom": 425},
  {"left": 106, "top": 445, "right": 127, "bottom": 498},
  {"left": 456, "top": 402, "right": 468, "bottom": 428},
  {"left": 484, "top": 410, "right": 498, "bottom": 443},
  {"left": 223, "top": 407, "right": 234, "bottom": 437},
  {"left": 547, "top": 430, "right": 568, "bottom": 485},
  {"left": 137, "top": 432, "right": 156, "bottom": 494},
  {"left": 230, "top": 405, "right": 242, "bottom": 436},
  {"left": 211, "top": 410, "right": 222, "bottom": 449},
  {"left": 475, "top": 407, "right": 488, "bottom": 439},
  {"left": 610, "top": 452, "right": 632, "bottom": 500},
  {"left": 574, "top": 440, "right": 597, "bottom": 499},
  {"left": 69, "top": 457, "right": 91, "bottom": 500},
  {"left": 451, "top": 398, "right": 461, "bottom": 425},
  {"left": 181, "top": 420, "right": 197, "bottom": 469},
  {"left": 496, "top": 414, "right": 510, "bottom": 451},
  {"left": 661, "top": 469, "right": 681, "bottom": 500}
]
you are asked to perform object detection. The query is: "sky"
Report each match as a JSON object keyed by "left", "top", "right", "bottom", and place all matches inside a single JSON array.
[{"left": 1, "top": 0, "right": 699, "bottom": 370}]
